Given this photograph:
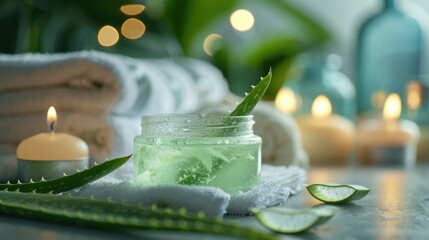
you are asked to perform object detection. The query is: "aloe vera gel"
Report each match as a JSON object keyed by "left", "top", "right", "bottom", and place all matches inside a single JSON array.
[{"left": 133, "top": 115, "right": 261, "bottom": 194}]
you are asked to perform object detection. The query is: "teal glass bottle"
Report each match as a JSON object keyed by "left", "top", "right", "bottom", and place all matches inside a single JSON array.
[
  {"left": 279, "top": 53, "right": 356, "bottom": 120},
  {"left": 356, "top": 0, "right": 426, "bottom": 113}
]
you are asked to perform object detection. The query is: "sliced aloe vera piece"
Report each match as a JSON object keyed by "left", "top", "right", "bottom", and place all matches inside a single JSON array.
[
  {"left": 251, "top": 207, "right": 335, "bottom": 234},
  {"left": 0, "top": 155, "right": 131, "bottom": 193},
  {"left": 230, "top": 69, "right": 272, "bottom": 116},
  {"left": 306, "top": 183, "right": 370, "bottom": 204}
]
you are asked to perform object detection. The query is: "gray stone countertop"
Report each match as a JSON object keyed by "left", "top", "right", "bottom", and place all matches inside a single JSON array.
[{"left": 0, "top": 165, "right": 428, "bottom": 240}]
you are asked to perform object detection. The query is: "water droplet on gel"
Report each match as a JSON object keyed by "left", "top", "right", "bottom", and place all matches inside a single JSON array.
[{"left": 186, "top": 119, "right": 192, "bottom": 123}]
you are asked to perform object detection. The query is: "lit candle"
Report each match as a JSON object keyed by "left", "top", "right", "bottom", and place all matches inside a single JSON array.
[
  {"left": 275, "top": 87, "right": 298, "bottom": 114},
  {"left": 358, "top": 93, "right": 420, "bottom": 167},
  {"left": 16, "top": 106, "right": 89, "bottom": 182},
  {"left": 297, "top": 95, "right": 355, "bottom": 165}
]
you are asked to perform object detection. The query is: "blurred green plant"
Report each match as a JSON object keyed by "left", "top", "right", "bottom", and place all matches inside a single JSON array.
[
  {"left": 0, "top": 0, "right": 172, "bottom": 56},
  {"left": 0, "top": 0, "right": 331, "bottom": 98},
  {"left": 163, "top": 0, "right": 331, "bottom": 98}
]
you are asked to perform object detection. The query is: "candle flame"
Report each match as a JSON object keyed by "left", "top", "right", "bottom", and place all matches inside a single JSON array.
[
  {"left": 275, "top": 87, "right": 297, "bottom": 114},
  {"left": 383, "top": 93, "right": 401, "bottom": 120},
  {"left": 312, "top": 95, "right": 332, "bottom": 117},
  {"left": 47, "top": 106, "right": 57, "bottom": 132}
]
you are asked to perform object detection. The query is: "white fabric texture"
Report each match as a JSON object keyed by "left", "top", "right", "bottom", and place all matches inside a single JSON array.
[
  {"left": 0, "top": 51, "right": 228, "bottom": 181},
  {"left": 227, "top": 165, "right": 306, "bottom": 215},
  {"left": 252, "top": 102, "right": 309, "bottom": 168},
  {"left": 74, "top": 160, "right": 306, "bottom": 217},
  {"left": 0, "top": 51, "right": 228, "bottom": 116}
]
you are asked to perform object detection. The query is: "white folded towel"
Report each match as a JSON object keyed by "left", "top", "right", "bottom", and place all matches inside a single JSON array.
[
  {"left": 227, "top": 164, "right": 305, "bottom": 214},
  {"left": 77, "top": 183, "right": 230, "bottom": 217},
  {"left": 0, "top": 51, "right": 131, "bottom": 115},
  {"left": 0, "top": 51, "right": 228, "bottom": 116},
  {"left": 74, "top": 160, "right": 306, "bottom": 216}
]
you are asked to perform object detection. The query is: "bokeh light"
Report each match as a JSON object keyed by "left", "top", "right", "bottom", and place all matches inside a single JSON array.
[
  {"left": 230, "top": 9, "right": 255, "bottom": 32},
  {"left": 312, "top": 95, "right": 332, "bottom": 117},
  {"left": 275, "top": 87, "right": 297, "bottom": 114},
  {"left": 383, "top": 93, "right": 401, "bottom": 120},
  {"left": 407, "top": 81, "right": 422, "bottom": 110},
  {"left": 120, "top": 4, "right": 145, "bottom": 16},
  {"left": 372, "top": 91, "right": 387, "bottom": 109},
  {"left": 203, "top": 33, "right": 223, "bottom": 56},
  {"left": 121, "top": 18, "right": 146, "bottom": 40},
  {"left": 97, "top": 25, "right": 119, "bottom": 47}
]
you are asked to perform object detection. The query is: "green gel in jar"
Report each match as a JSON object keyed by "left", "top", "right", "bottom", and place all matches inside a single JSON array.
[{"left": 133, "top": 115, "right": 261, "bottom": 194}]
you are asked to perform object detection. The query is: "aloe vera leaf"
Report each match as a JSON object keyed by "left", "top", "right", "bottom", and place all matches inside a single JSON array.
[
  {"left": 0, "top": 191, "right": 276, "bottom": 240},
  {"left": 230, "top": 69, "right": 272, "bottom": 116},
  {"left": 0, "top": 155, "right": 131, "bottom": 193},
  {"left": 251, "top": 207, "right": 335, "bottom": 234},
  {"left": 306, "top": 183, "right": 371, "bottom": 204}
]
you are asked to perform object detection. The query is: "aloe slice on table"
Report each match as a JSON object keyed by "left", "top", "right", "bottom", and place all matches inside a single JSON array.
[
  {"left": 0, "top": 155, "right": 131, "bottom": 193},
  {"left": 306, "top": 183, "right": 370, "bottom": 204},
  {"left": 251, "top": 207, "right": 335, "bottom": 234},
  {"left": 0, "top": 191, "right": 275, "bottom": 240},
  {"left": 230, "top": 69, "right": 272, "bottom": 116}
]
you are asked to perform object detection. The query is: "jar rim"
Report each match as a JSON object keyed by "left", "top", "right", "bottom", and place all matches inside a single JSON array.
[
  {"left": 141, "top": 114, "right": 253, "bottom": 120},
  {"left": 140, "top": 114, "right": 255, "bottom": 137}
]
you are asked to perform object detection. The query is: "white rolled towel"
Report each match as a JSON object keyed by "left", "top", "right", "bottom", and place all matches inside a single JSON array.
[
  {"left": 0, "top": 51, "right": 228, "bottom": 116},
  {"left": 252, "top": 102, "right": 308, "bottom": 168}
]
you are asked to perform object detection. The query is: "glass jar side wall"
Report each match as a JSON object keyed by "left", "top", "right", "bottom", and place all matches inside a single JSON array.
[{"left": 133, "top": 135, "right": 261, "bottom": 194}]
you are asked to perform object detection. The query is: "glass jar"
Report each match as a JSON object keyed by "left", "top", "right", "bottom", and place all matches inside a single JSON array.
[{"left": 133, "top": 115, "right": 261, "bottom": 194}]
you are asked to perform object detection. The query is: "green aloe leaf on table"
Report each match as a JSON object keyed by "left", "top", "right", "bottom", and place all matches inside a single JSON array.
[
  {"left": 306, "top": 183, "right": 371, "bottom": 204},
  {"left": 0, "top": 191, "right": 276, "bottom": 240},
  {"left": 251, "top": 207, "right": 335, "bottom": 234},
  {"left": 0, "top": 155, "right": 131, "bottom": 193}
]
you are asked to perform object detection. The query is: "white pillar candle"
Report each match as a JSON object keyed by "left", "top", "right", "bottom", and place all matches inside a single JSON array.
[
  {"left": 297, "top": 95, "right": 355, "bottom": 165},
  {"left": 16, "top": 106, "right": 89, "bottom": 182},
  {"left": 358, "top": 93, "right": 420, "bottom": 167}
]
